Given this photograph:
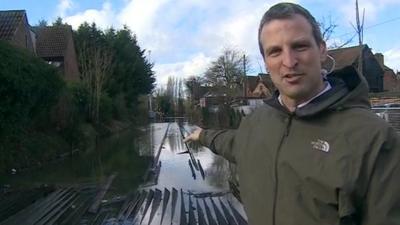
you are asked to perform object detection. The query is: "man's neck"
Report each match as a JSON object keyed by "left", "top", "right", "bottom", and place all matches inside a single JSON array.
[
  {"left": 280, "top": 97, "right": 300, "bottom": 112},
  {"left": 279, "top": 81, "right": 331, "bottom": 112}
]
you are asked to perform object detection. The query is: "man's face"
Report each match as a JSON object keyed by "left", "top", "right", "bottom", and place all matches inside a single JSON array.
[{"left": 260, "top": 14, "right": 327, "bottom": 105}]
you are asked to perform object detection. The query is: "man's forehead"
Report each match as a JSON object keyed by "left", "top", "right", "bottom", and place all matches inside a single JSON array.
[
  {"left": 262, "top": 14, "right": 312, "bottom": 29},
  {"left": 260, "top": 15, "right": 318, "bottom": 50},
  {"left": 261, "top": 15, "right": 313, "bottom": 38}
]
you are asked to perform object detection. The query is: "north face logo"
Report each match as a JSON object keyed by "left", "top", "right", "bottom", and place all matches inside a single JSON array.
[{"left": 311, "top": 139, "right": 330, "bottom": 152}]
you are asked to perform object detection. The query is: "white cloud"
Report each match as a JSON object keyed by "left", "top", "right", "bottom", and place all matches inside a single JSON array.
[
  {"left": 153, "top": 53, "right": 213, "bottom": 87},
  {"left": 194, "top": 0, "right": 289, "bottom": 56},
  {"left": 146, "top": 0, "right": 288, "bottom": 87},
  {"left": 116, "top": 0, "right": 186, "bottom": 58},
  {"left": 63, "top": 2, "right": 116, "bottom": 29},
  {"left": 59, "top": 0, "right": 296, "bottom": 86},
  {"left": 198, "top": 10, "right": 259, "bottom": 57},
  {"left": 57, "top": 0, "right": 74, "bottom": 17},
  {"left": 117, "top": 0, "right": 169, "bottom": 37},
  {"left": 116, "top": 0, "right": 267, "bottom": 66},
  {"left": 384, "top": 48, "right": 400, "bottom": 72}
]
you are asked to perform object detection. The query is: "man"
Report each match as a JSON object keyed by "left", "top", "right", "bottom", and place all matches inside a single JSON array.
[{"left": 184, "top": 2, "right": 400, "bottom": 225}]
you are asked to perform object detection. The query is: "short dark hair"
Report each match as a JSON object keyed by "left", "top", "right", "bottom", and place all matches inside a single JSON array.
[{"left": 258, "top": 2, "right": 323, "bottom": 58}]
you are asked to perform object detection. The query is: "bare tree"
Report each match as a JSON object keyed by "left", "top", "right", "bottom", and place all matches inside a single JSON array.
[
  {"left": 155, "top": 76, "right": 186, "bottom": 117},
  {"left": 320, "top": 15, "right": 355, "bottom": 49},
  {"left": 93, "top": 47, "right": 113, "bottom": 123},
  {"left": 204, "top": 48, "right": 251, "bottom": 96},
  {"left": 320, "top": 16, "right": 338, "bottom": 43},
  {"left": 185, "top": 76, "right": 205, "bottom": 102},
  {"left": 79, "top": 42, "right": 113, "bottom": 123}
]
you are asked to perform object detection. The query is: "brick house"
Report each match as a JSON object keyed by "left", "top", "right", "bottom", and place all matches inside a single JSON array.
[
  {"left": 0, "top": 10, "right": 36, "bottom": 54},
  {"left": 34, "top": 25, "right": 80, "bottom": 81},
  {"left": 325, "top": 44, "right": 384, "bottom": 92},
  {"left": 0, "top": 10, "right": 80, "bottom": 81},
  {"left": 187, "top": 79, "right": 230, "bottom": 108},
  {"left": 188, "top": 73, "right": 276, "bottom": 109},
  {"left": 244, "top": 73, "right": 276, "bottom": 98},
  {"left": 199, "top": 88, "right": 229, "bottom": 108},
  {"left": 382, "top": 67, "right": 399, "bottom": 92},
  {"left": 374, "top": 53, "right": 400, "bottom": 92}
]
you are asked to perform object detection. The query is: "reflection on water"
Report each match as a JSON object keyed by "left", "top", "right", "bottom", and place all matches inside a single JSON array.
[
  {"left": 133, "top": 122, "right": 247, "bottom": 225},
  {"left": 0, "top": 122, "right": 247, "bottom": 224},
  {"left": 0, "top": 128, "right": 152, "bottom": 195},
  {"left": 205, "top": 156, "right": 230, "bottom": 188},
  {"left": 148, "top": 123, "right": 230, "bottom": 192}
]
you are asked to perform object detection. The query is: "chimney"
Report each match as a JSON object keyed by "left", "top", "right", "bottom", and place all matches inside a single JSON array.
[{"left": 375, "top": 53, "right": 384, "bottom": 67}]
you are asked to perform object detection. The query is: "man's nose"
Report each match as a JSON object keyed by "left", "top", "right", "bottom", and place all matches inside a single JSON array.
[{"left": 282, "top": 50, "right": 298, "bottom": 68}]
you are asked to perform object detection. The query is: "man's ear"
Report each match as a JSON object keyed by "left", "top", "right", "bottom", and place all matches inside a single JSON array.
[{"left": 320, "top": 41, "right": 327, "bottom": 62}]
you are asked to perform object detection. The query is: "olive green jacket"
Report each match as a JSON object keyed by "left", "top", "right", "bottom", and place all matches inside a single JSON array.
[{"left": 199, "top": 66, "right": 400, "bottom": 225}]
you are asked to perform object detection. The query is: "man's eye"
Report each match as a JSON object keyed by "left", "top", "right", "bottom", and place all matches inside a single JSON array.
[
  {"left": 267, "top": 49, "right": 280, "bottom": 57},
  {"left": 295, "top": 44, "right": 309, "bottom": 51}
]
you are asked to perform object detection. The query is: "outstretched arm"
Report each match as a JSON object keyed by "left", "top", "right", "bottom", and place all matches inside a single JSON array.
[{"left": 184, "top": 127, "right": 237, "bottom": 163}]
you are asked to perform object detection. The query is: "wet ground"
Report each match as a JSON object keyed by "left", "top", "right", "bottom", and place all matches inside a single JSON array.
[
  {"left": 130, "top": 122, "right": 247, "bottom": 225},
  {"left": 0, "top": 122, "right": 247, "bottom": 225},
  {"left": 148, "top": 122, "right": 230, "bottom": 191}
]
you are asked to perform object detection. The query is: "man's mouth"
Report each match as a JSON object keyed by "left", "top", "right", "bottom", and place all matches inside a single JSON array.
[{"left": 283, "top": 73, "right": 303, "bottom": 83}]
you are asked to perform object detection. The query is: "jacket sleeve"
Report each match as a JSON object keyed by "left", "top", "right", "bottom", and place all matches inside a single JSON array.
[
  {"left": 199, "top": 129, "right": 237, "bottom": 163},
  {"left": 362, "top": 128, "right": 400, "bottom": 225}
]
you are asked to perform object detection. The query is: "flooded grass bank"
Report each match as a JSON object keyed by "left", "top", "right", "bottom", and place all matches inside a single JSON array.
[{"left": 0, "top": 126, "right": 153, "bottom": 223}]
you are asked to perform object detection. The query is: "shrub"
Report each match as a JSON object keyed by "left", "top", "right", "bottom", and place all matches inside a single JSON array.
[{"left": 0, "top": 41, "right": 65, "bottom": 172}]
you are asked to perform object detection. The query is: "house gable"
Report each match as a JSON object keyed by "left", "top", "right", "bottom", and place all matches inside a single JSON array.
[
  {"left": 375, "top": 53, "right": 400, "bottom": 92},
  {"left": 245, "top": 73, "right": 275, "bottom": 98},
  {"left": 34, "top": 25, "right": 80, "bottom": 81},
  {"left": 363, "top": 47, "right": 384, "bottom": 92},
  {"left": 383, "top": 68, "right": 399, "bottom": 91},
  {"left": 0, "top": 10, "right": 35, "bottom": 53},
  {"left": 252, "top": 82, "right": 271, "bottom": 98},
  {"left": 326, "top": 44, "right": 384, "bottom": 92},
  {"left": 0, "top": 10, "right": 25, "bottom": 40}
]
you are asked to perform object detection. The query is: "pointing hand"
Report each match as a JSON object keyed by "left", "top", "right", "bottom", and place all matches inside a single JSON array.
[{"left": 183, "top": 128, "right": 203, "bottom": 142}]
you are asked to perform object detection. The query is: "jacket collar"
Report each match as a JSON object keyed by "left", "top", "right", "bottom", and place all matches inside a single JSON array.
[
  {"left": 265, "top": 66, "right": 370, "bottom": 118},
  {"left": 277, "top": 81, "right": 332, "bottom": 109}
]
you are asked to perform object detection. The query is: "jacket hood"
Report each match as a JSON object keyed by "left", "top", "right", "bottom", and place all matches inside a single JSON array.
[{"left": 265, "top": 66, "right": 371, "bottom": 117}]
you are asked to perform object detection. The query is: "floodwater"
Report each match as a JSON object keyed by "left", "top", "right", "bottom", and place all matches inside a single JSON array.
[
  {"left": 150, "top": 123, "right": 230, "bottom": 191},
  {"left": 0, "top": 122, "right": 247, "bottom": 225},
  {"left": 0, "top": 128, "right": 150, "bottom": 195},
  {"left": 133, "top": 122, "right": 247, "bottom": 225}
]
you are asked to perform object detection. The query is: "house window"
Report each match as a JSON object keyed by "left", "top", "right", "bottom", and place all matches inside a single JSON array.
[{"left": 47, "top": 61, "right": 62, "bottom": 67}]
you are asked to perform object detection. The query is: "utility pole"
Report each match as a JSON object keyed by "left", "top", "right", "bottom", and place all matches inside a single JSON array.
[
  {"left": 243, "top": 54, "right": 246, "bottom": 98},
  {"left": 353, "top": 0, "right": 365, "bottom": 75}
]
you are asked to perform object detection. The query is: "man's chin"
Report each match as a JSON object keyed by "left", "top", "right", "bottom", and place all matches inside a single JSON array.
[
  {"left": 281, "top": 89, "right": 305, "bottom": 99},
  {"left": 280, "top": 91, "right": 309, "bottom": 103}
]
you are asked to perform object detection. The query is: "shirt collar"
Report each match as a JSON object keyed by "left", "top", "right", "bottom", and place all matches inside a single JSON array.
[{"left": 278, "top": 81, "right": 332, "bottom": 109}]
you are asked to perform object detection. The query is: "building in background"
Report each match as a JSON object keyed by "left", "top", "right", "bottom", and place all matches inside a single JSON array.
[
  {"left": 34, "top": 25, "right": 80, "bottom": 81},
  {"left": 0, "top": 10, "right": 36, "bottom": 54},
  {"left": 375, "top": 53, "right": 400, "bottom": 92},
  {"left": 326, "top": 44, "right": 384, "bottom": 92},
  {"left": 0, "top": 10, "right": 80, "bottom": 81}
]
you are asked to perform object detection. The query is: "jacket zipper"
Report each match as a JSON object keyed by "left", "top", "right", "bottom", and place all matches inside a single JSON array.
[{"left": 272, "top": 115, "right": 293, "bottom": 225}]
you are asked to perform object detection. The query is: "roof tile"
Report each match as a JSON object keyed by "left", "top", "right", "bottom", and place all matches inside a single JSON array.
[
  {"left": 326, "top": 45, "right": 364, "bottom": 70},
  {"left": 0, "top": 10, "right": 26, "bottom": 40},
  {"left": 34, "top": 25, "right": 73, "bottom": 58}
]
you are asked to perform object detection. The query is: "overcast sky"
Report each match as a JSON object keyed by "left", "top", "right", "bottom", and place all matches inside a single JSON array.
[{"left": 2, "top": 0, "right": 400, "bottom": 87}]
